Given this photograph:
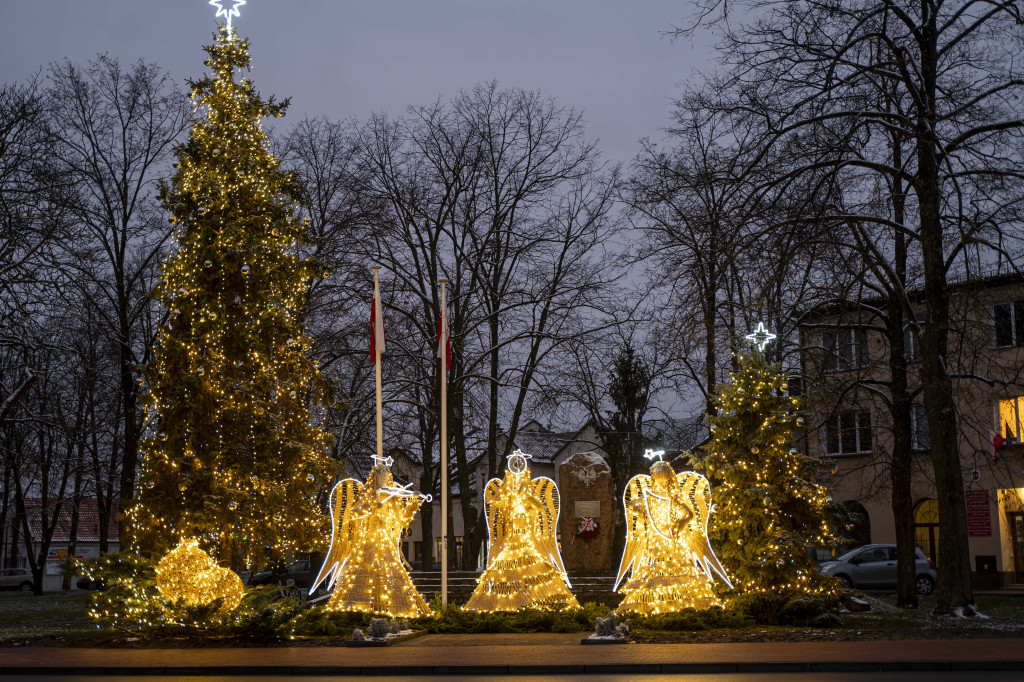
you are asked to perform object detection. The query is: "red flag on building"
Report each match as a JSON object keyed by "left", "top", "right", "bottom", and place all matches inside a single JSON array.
[{"left": 991, "top": 429, "right": 1006, "bottom": 462}]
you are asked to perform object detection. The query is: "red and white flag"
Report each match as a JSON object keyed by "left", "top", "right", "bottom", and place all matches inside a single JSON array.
[
  {"left": 370, "top": 275, "right": 385, "bottom": 363},
  {"left": 991, "top": 429, "right": 1006, "bottom": 462},
  {"left": 437, "top": 290, "right": 451, "bottom": 371}
]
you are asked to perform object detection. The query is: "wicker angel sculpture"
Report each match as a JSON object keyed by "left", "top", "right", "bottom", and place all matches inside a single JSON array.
[
  {"left": 615, "top": 451, "right": 732, "bottom": 614},
  {"left": 311, "top": 455, "right": 431, "bottom": 618},
  {"left": 465, "top": 450, "right": 580, "bottom": 611}
]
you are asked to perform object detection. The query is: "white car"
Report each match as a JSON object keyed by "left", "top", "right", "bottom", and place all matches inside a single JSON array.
[{"left": 0, "top": 568, "right": 34, "bottom": 592}]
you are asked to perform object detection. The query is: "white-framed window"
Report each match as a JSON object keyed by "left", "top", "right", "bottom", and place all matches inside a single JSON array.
[
  {"left": 998, "top": 396, "right": 1024, "bottom": 442},
  {"left": 822, "top": 327, "right": 869, "bottom": 371},
  {"left": 993, "top": 301, "right": 1024, "bottom": 348},
  {"left": 825, "top": 409, "right": 872, "bottom": 455},
  {"left": 903, "top": 314, "right": 923, "bottom": 361},
  {"left": 910, "top": 403, "right": 930, "bottom": 450}
]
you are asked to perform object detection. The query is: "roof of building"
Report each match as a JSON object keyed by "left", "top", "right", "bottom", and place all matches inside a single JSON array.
[
  {"left": 21, "top": 498, "right": 119, "bottom": 543},
  {"left": 512, "top": 426, "right": 581, "bottom": 463}
]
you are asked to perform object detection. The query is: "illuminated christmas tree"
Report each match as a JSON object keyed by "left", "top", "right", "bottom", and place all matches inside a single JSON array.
[
  {"left": 693, "top": 332, "right": 841, "bottom": 616},
  {"left": 128, "top": 25, "right": 331, "bottom": 569}
]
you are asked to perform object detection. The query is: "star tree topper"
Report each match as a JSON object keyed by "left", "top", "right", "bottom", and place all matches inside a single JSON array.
[
  {"left": 745, "top": 322, "right": 777, "bottom": 351},
  {"left": 210, "top": 0, "right": 246, "bottom": 33}
]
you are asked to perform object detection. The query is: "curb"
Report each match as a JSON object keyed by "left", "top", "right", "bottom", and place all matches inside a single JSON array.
[{"left": 2, "top": 660, "right": 1024, "bottom": 676}]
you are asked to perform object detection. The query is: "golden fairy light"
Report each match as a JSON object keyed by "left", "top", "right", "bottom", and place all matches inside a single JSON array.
[
  {"left": 615, "top": 454, "right": 732, "bottom": 615},
  {"left": 155, "top": 538, "right": 244, "bottom": 610},
  {"left": 465, "top": 451, "right": 579, "bottom": 612},
  {"left": 312, "top": 457, "right": 431, "bottom": 618}
]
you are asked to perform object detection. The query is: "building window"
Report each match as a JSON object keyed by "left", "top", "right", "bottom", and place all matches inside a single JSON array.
[
  {"left": 993, "top": 301, "right": 1024, "bottom": 347},
  {"left": 904, "top": 325, "right": 922, "bottom": 361},
  {"left": 914, "top": 499, "right": 939, "bottom": 562},
  {"left": 825, "top": 410, "right": 872, "bottom": 455},
  {"left": 911, "top": 403, "right": 930, "bottom": 450},
  {"left": 822, "top": 328, "right": 868, "bottom": 371},
  {"left": 999, "top": 396, "right": 1024, "bottom": 442}
]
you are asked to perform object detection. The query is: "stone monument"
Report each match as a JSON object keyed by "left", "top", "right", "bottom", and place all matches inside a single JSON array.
[{"left": 558, "top": 452, "right": 614, "bottom": 572}]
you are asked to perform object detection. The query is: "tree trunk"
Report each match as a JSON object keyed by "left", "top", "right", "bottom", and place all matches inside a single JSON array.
[
  {"left": 117, "top": 331, "right": 139, "bottom": 543},
  {"left": 887, "top": 294, "right": 917, "bottom": 609}
]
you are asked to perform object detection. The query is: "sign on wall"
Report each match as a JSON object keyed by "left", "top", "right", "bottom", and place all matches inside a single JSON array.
[
  {"left": 966, "top": 490, "right": 991, "bottom": 537},
  {"left": 575, "top": 500, "right": 601, "bottom": 518}
]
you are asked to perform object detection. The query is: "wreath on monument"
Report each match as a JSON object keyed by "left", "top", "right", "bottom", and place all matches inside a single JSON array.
[{"left": 574, "top": 517, "right": 599, "bottom": 543}]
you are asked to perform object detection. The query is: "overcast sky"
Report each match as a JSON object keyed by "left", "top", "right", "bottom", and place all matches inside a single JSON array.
[{"left": 0, "top": 0, "right": 717, "bottom": 166}]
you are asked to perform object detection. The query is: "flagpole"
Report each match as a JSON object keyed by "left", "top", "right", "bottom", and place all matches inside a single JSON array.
[
  {"left": 372, "top": 266, "right": 384, "bottom": 461},
  {"left": 439, "top": 278, "right": 449, "bottom": 605}
]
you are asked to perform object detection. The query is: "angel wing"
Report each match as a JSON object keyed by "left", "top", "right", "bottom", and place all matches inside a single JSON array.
[
  {"left": 615, "top": 474, "right": 651, "bottom": 591},
  {"left": 311, "top": 478, "right": 363, "bottom": 593},
  {"left": 481, "top": 477, "right": 505, "bottom": 567},
  {"left": 531, "top": 476, "right": 570, "bottom": 586},
  {"left": 676, "top": 471, "right": 732, "bottom": 588}
]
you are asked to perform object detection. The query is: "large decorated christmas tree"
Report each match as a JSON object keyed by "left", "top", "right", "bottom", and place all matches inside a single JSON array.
[
  {"left": 693, "top": 332, "right": 841, "bottom": 617},
  {"left": 128, "top": 24, "right": 331, "bottom": 569}
]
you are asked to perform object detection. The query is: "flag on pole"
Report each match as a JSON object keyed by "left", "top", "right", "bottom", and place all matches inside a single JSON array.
[
  {"left": 991, "top": 428, "right": 1007, "bottom": 462},
  {"left": 370, "top": 281, "right": 385, "bottom": 362},
  {"left": 437, "top": 300, "right": 451, "bottom": 371}
]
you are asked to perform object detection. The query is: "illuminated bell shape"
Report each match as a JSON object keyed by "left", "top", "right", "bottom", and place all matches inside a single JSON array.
[
  {"left": 241, "top": 265, "right": 250, "bottom": 274},
  {"left": 204, "top": 260, "right": 212, "bottom": 267}
]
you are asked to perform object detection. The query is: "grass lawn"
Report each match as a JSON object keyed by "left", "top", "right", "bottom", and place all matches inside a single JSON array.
[{"left": 0, "top": 591, "right": 99, "bottom": 647}]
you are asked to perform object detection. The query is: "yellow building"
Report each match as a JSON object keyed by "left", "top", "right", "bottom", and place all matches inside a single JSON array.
[{"left": 798, "top": 273, "right": 1024, "bottom": 589}]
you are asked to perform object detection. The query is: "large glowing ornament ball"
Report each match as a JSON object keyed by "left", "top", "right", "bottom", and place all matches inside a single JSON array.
[
  {"left": 155, "top": 538, "right": 244, "bottom": 610},
  {"left": 464, "top": 450, "right": 579, "bottom": 612},
  {"left": 311, "top": 457, "right": 431, "bottom": 618},
  {"left": 615, "top": 461, "right": 732, "bottom": 615}
]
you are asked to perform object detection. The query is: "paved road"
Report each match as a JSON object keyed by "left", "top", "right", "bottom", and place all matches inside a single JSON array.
[{"left": 12, "top": 674, "right": 1024, "bottom": 682}]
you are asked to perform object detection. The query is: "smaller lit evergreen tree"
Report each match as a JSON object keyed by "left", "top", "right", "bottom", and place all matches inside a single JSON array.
[{"left": 693, "top": 345, "right": 841, "bottom": 616}]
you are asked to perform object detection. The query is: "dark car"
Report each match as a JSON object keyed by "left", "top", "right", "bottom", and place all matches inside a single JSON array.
[
  {"left": 0, "top": 568, "right": 34, "bottom": 591},
  {"left": 76, "top": 576, "right": 104, "bottom": 590},
  {"left": 248, "top": 560, "right": 311, "bottom": 588},
  {"left": 819, "top": 544, "right": 937, "bottom": 595}
]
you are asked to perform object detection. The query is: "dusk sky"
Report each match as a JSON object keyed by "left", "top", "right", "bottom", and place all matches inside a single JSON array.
[{"left": 0, "top": 0, "right": 717, "bottom": 165}]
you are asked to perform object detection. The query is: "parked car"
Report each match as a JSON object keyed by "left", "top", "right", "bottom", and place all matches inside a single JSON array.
[
  {"left": 76, "top": 576, "right": 104, "bottom": 590},
  {"left": 0, "top": 568, "right": 34, "bottom": 592},
  {"left": 819, "top": 544, "right": 936, "bottom": 595},
  {"left": 248, "top": 560, "right": 311, "bottom": 588}
]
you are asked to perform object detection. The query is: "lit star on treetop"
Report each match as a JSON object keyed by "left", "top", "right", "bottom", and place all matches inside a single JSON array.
[
  {"left": 643, "top": 449, "right": 665, "bottom": 461},
  {"left": 209, "top": 0, "right": 246, "bottom": 32},
  {"left": 745, "top": 322, "right": 777, "bottom": 351}
]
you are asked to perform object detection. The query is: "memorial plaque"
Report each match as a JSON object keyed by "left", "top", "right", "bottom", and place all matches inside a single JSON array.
[
  {"left": 966, "top": 490, "right": 991, "bottom": 537},
  {"left": 558, "top": 452, "right": 614, "bottom": 571}
]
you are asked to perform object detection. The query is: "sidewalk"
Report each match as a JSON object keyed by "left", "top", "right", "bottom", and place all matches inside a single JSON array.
[{"left": 2, "top": 634, "right": 1024, "bottom": 675}]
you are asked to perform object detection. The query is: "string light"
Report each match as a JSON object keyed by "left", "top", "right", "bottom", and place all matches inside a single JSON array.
[
  {"left": 155, "top": 538, "right": 244, "bottom": 610},
  {"left": 692, "top": 350, "right": 842, "bottom": 604},
  {"left": 126, "top": 24, "right": 331, "bottom": 576},
  {"left": 464, "top": 451, "right": 579, "bottom": 612},
  {"left": 312, "top": 462, "right": 431, "bottom": 618},
  {"left": 615, "top": 462, "right": 731, "bottom": 615}
]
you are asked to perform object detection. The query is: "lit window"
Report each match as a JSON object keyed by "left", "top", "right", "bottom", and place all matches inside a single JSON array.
[
  {"left": 825, "top": 410, "right": 872, "bottom": 455},
  {"left": 993, "top": 301, "right": 1024, "bottom": 348},
  {"left": 998, "top": 397, "right": 1024, "bottom": 442},
  {"left": 822, "top": 328, "right": 869, "bottom": 371}
]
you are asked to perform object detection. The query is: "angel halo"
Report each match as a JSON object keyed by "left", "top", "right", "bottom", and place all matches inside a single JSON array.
[
  {"left": 310, "top": 457, "right": 430, "bottom": 618},
  {"left": 464, "top": 450, "right": 579, "bottom": 612},
  {"left": 616, "top": 459, "right": 732, "bottom": 614}
]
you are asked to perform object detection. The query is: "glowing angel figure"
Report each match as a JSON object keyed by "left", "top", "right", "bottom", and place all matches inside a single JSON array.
[
  {"left": 615, "top": 453, "right": 732, "bottom": 614},
  {"left": 311, "top": 456, "right": 431, "bottom": 618},
  {"left": 465, "top": 450, "right": 580, "bottom": 612}
]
